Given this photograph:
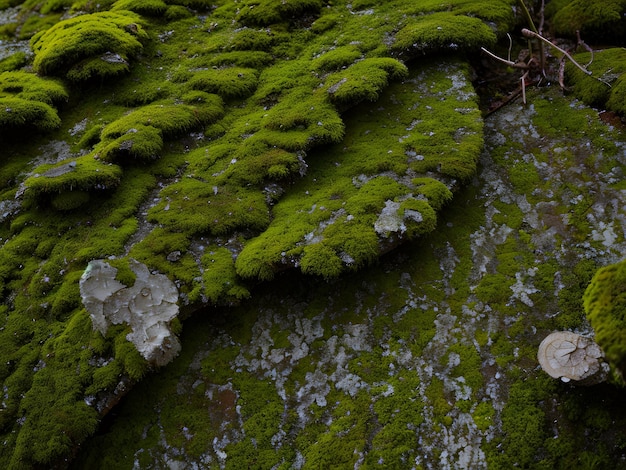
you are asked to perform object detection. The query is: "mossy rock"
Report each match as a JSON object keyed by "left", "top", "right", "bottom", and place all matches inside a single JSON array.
[
  {"left": 566, "top": 48, "right": 626, "bottom": 115},
  {"left": 548, "top": 0, "right": 626, "bottom": 42},
  {"left": 23, "top": 157, "right": 123, "bottom": 200},
  {"left": 185, "top": 67, "right": 260, "bottom": 99},
  {"left": 584, "top": 259, "right": 626, "bottom": 382},
  {"left": 111, "top": 0, "right": 168, "bottom": 16},
  {"left": 30, "top": 11, "right": 149, "bottom": 80},
  {"left": 393, "top": 11, "right": 498, "bottom": 56},
  {"left": 0, "top": 71, "right": 68, "bottom": 132},
  {"left": 324, "top": 58, "right": 409, "bottom": 106},
  {"left": 234, "top": 0, "right": 324, "bottom": 26}
]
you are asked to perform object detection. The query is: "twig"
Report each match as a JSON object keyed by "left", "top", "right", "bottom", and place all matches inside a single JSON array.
[
  {"left": 558, "top": 56, "right": 567, "bottom": 89},
  {"left": 538, "top": 0, "right": 545, "bottom": 36},
  {"left": 507, "top": 33, "right": 512, "bottom": 63},
  {"left": 480, "top": 47, "right": 529, "bottom": 69},
  {"left": 576, "top": 30, "right": 594, "bottom": 67},
  {"left": 521, "top": 28, "right": 592, "bottom": 75},
  {"left": 518, "top": 0, "right": 545, "bottom": 73}
]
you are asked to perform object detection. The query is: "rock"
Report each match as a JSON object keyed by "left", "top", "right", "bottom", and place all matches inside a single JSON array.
[
  {"left": 80, "top": 259, "right": 181, "bottom": 367},
  {"left": 537, "top": 331, "right": 609, "bottom": 385}
]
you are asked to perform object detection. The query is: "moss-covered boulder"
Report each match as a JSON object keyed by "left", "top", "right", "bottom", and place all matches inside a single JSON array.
[
  {"left": 584, "top": 259, "right": 626, "bottom": 383},
  {"left": 547, "top": 0, "right": 626, "bottom": 42},
  {"left": 566, "top": 48, "right": 626, "bottom": 116},
  {"left": 30, "top": 11, "right": 149, "bottom": 81},
  {"left": 0, "top": 71, "right": 68, "bottom": 132}
]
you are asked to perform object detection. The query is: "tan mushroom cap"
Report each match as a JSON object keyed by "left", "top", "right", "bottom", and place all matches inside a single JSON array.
[{"left": 537, "top": 331, "right": 607, "bottom": 384}]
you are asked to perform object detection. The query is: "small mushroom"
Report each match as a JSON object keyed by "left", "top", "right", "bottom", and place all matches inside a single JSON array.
[{"left": 537, "top": 331, "right": 609, "bottom": 385}]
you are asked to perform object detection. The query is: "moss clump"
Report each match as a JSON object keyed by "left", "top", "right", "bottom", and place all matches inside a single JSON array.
[
  {"left": 111, "top": 0, "right": 168, "bottom": 16},
  {"left": 548, "top": 0, "right": 626, "bottom": 42},
  {"left": 202, "top": 247, "right": 249, "bottom": 304},
  {"left": 234, "top": 0, "right": 324, "bottom": 26},
  {"left": 23, "top": 157, "right": 123, "bottom": 201},
  {"left": 566, "top": 48, "right": 626, "bottom": 116},
  {"left": 0, "top": 71, "right": 68, "bottom": 132},
  {"left": 583, "top": 259, "right": 626, "bottom": 382},
  {"left": 0, "top": 52, "right": 28, "bottom": 73},
  {"left": 50, "top": 190, "right": 91, "bottom": 211},
  {"left": 324, "top": 58, "right": 408, "bottom": 106},
  {"left": 311, "top": 45, "right": 362, "bottom": 72},
  {"left": 96, "top": 99, "right": 223, "bottom": 161},
  {"left": 228, "top": 27, "right": 276, "bottom": 51},
  {"left": 30, "top": 11, "right": 149, "bottom": 80},
  {"left": 393, "top": 12, "right": 498, "bottom": 55},
  {"left": 185, "top": 67, "right": 259, "bottom": 99}
]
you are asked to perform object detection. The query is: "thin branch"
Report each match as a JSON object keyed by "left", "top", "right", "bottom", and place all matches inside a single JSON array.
[
  {"left": 538, "top": 0, "right": 545, "bottom": 36},
  {"left": 576, "top": 30, "right": 594, "bottom": 68},
  {"left": 480, "top": 47, "right": 529, "bottom": 69},
  {"left": 518, "top": 0, "right": 545, "bottom": 73},
  {"left": 507, "top": 33, "right": 512, "bottom": 63},
  {"left": 521, "top": 28, "right": 591, "bottom": 75}
]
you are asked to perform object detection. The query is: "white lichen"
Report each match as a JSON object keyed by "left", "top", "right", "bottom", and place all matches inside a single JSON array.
[{"left": 80, "top": 259, "right": 181, "bottom": 367}]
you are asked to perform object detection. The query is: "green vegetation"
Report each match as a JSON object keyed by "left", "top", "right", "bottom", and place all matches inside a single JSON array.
[
  {"left": 30, "top": 11, "right": 149, "bottom": 80},
  {"left": 1, "top": 0, "right": 625, "bottom": 468},
  {"left": 566, "top": 48, "right": 626, "bottom": 115},
  {"left": 584, "top": 259, "right": 626, "bottom": 382},
  {"left": 547, "top": 0, "right": 626, "bottom": 42},
  {"left": 0, "top": 71, "right": 68, "bottom": 131}
]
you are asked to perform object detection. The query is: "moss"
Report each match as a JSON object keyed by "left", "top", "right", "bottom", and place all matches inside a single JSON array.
[
  {"left": 584, "top": 259, "right": 626, "bottom": 381},
  {"left": 0, "top": 96, "right": 62, "bottom": 131},
  {"left": 566, "top": 48, "right": 626, "bottom": 115},
  {"left": 228, "top": 27, "right": 276, "bottom": 51},
  {"left": 0, "top": 53, "right": 28, "bottom": 73},
  {"left": 185, "top": 67, "right": 259, "bottom": 99},
  {"left": 50, "top": 190, "right": 91, "bottom": 211},
  {"left": 111, "top": 0, "right": 168, "bottom": 16},
  {"left": 23, "top": 157, "right": 123, "bottom": 199},
  {"left": 324, "top": 58, "right": 408, "bottom": 106},
  {"left": 202, "top": 247, "right": 249, "bottom": 304},
  {"left": 30, "top": 11, "right": 149, "bottom": 79},
  {"left": 549, "top": 0, "right": 626, "bottom": 41},
  {"left": 164, "top": 5, "right": 192, "bottom": 20},
  {"left": 0, "top": 71, "right": 68, "bottom": 132},
  {"left": 234, "top": 0, "right": 324, "bottom": 26},
  {"left": 393, "top": 12, "right": 498, "bottom": 55},
  {"left": 311, "top": 45, "right": 362, "bottom": 72}
]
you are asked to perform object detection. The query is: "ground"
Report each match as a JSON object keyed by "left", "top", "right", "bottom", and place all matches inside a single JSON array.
[{"left": 0, "top": 0, "right": 626, "bottom": 468}]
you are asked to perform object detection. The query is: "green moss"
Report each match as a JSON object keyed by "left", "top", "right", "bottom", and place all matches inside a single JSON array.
[
  {"left": 202, "top": 246, "right": 250, "bottom": 304},
  {"left": 185, "top": 67, "right": 259, "bottom": 99},
  {"left": 111, "top": 0, "right": 168, "bottom": 15},
  {"left": 566, "top": 48, "right": 626, "bottom": 115},
  {"left": 0, "top": 96, "right": 62, "bottom": 131},
  {"left": 324, "top": 58, "right": 408, "bottom": 106},
  {"left": 228, "top": 27, "right": 276, "bottom": 51},
  {"left": 30, "top": 11, "right": 149, "bottom": 79},
  {"left": 311, "top": 45, "right": 362, "bottom": 72},
  {"left": 584, "top": 259, "right": 626, "bottom": 381},
  {"left": 0, "top": 53, "right": 28, "bottom": 73},
  {"left": 50, "top": 190, "right": 91, "bottom": 211},
  {"left": 549, "top": 0, "right": 626, "bottom": 41},
  {"left": 393, "top": 12, "right": 498, "bottom": 55},
  {"left": 0, "top": 71, "right": 68, "bottom": 132},
  {"left": 23, "top": 157, "right": 123, "bottom": 199},
  {"left": 234, "top": 0, "right": 324, "bottom": 26}
]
